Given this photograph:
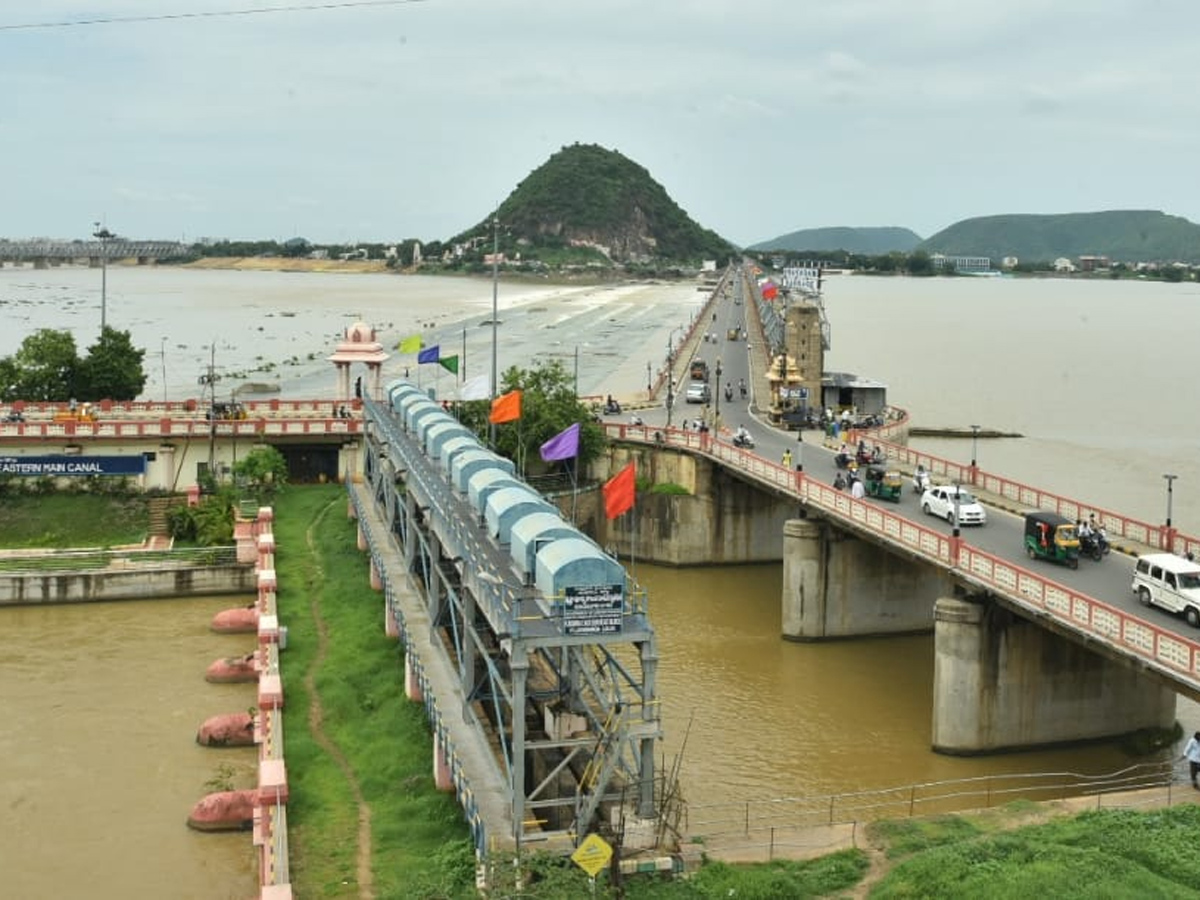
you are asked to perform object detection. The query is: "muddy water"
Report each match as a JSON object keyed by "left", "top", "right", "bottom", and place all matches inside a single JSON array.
[
  {"left": 638, "top": 563, "right": 1166, "bottom": 811},
  {"left": 0, "top": 597, "right": 259, "bottom": 899}
]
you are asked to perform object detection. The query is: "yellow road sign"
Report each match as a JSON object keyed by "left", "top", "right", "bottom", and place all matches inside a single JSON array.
[{"left": 570, "top": 833, "right": 613, "bottom": 878}]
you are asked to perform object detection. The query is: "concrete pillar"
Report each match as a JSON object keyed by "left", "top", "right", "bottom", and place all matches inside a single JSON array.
[
  {"left": 356, "top": 523, "right": 367, "bottom": 551},
  {"left": 404, "top": 653, "right": 423, "bottom": 702},
  {"left": 782, "top": 518, "right": 945, "bottom": 640},
  {"left": 432, "top": 731, "right": 454, "bottom": 792},
  {"left": 781, "top": 519, "right": 824, "bottom": 639},
  {"left": 932, "top": 596, "right": 1177, "bottom": 755},
  {"left": 348, "top": 498, "right": 358, "bottom": 520},
  {"left": 369, "top": 558, "right": 382, "bottom": 591},
  {"left": 384, "top": 596, "right": 400, "bottom": 639}
]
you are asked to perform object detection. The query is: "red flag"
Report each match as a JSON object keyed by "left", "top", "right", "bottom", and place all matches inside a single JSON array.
[
  {"left": 489, "top": 389, "right": 522, "bottom": 424},
  {"left": 603, "top": 461, "right": 636, "bottom": 519}
]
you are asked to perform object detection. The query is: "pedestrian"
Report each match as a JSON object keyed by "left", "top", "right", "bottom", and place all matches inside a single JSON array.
[
  {"left": 781, "top": 448, "right": 792, "bottom": 468},
  {"left": 1184, "top": 731, "right": 1200, "bottom": 789},
  {"left": 850, "top": 477, "right": 865, "bottom": 500}
]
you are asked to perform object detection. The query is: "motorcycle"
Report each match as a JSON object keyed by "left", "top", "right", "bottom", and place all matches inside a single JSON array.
[
  {"left": 1079, "top": 529, "right": 1110, "bottom": 561},
  {"left": 912, "top": 469, "right": 931, "bottom": 494},
  {"left": 732, "top": 431, "right": 755, "bottom": 449},
  {"left": 603, "top": 399, "right": 622, "bottom": 415}
]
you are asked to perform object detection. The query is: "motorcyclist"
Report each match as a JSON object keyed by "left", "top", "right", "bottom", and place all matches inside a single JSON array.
[
  {"left": 833, "top": 472, "right": 846, "bottom": 491},
  {"left": 734, "top": 424, "right": 751, "bottom": 446},
  {"left": 738, "top": 378, "right": 747, "bottom": 398},
  {"left": 725, "top": 385, "right": 733, "bottom": 402}
]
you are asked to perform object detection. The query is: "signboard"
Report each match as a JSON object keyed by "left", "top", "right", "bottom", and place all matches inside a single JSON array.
[
  {"left": 783, "top": 387, "right": 809, "bottom": 401},
  {"left": 571, "top": 833, "right": 613, "bottom": 878},
  {"left": 563, "top": 584, "right": 624, "bottom": 636},
  {"left": 0, "top": 455, "right": 147, "bottom": 477}
]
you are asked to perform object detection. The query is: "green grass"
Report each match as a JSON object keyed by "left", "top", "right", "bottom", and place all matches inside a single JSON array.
[
  {"left": 871, "top": 805, "right": 1200, "bottom": 899},
  {"left": 273, "top": 486, "right": 472, "bottom": 898},
  {"left": 0, "top": 492, "right": 150, "bottom": 547}
]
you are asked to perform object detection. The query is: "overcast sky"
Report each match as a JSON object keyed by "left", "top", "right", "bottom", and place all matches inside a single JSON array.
[{"left": 3, "top": 0, "right": 1198, "bottom": 248}]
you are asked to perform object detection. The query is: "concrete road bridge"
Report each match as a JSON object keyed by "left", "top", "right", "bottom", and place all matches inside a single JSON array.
[
  {"left": 593, "top": 261, "right": 1200, "bottom": 758},
  {"left": 0, "top": 238, "right": 189, "bottom": 265}
]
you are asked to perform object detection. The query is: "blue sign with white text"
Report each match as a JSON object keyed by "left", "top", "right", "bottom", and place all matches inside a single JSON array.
[{"left": 0, "top": 455, "right": 147, "bottom": 477}]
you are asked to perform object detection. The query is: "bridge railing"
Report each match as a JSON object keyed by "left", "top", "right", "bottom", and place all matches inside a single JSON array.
[
  {"left": 605, "top": 423, "right": 1200, "bottom": 689},
  {"left": 958, "top": 542, "right": 1200, "bottom": 682},
  {"left": 845, "top": 431, "right": 1198, "bottom": 559}
]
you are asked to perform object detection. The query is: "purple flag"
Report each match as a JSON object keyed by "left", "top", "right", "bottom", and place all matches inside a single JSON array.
[
  {"left": 417, "top": 344, "right": 440, "bottom": 364},
  {"left": 539, "top": 422, "right": 581, "bottom": 462}
]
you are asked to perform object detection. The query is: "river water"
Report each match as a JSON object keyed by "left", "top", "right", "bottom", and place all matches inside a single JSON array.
[{"left": 2, "top": 266, "right": 1197, "bottom": 894}]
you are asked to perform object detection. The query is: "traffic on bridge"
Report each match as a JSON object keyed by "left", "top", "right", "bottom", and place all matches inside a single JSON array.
[{"left": 600, "top": 264, "right": 1200, "bottom": 703}]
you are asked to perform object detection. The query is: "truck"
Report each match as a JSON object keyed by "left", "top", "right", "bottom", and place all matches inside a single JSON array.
[{"left": 690, "top": 359, "right": 709, "bottom": 382}]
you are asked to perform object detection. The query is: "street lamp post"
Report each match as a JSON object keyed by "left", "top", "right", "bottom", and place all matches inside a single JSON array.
[
  {"left": 1164, "top": 473, "right": 1179, "bottom": 551},
  {"left": 489, "top": 216, "right": 499, "bottom": 447},
  {"left": 970, "top": 423, "right": 981, "bottom": 484},
  {"left": 714, "top": 358, "right": 723, "bottom": 428},
  {"left": 92, "top": 222, "right": 114, "bottom": 333}
]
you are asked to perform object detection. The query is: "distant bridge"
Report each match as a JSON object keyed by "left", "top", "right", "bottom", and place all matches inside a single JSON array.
[{"left": 0, "top": 239, "right": 190, "bottom": 263}]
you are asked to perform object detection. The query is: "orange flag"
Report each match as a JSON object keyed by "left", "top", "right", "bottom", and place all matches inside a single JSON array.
[
  {"left": 488, "top": 389, "right": 522, "bottom": 424},
  {"left": 603, "top": 461, "right": 636, "bottom": 519}
]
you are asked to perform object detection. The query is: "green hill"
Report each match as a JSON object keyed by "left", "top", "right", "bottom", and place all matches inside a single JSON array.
[
  {"left": 919, "top": 210, "right": 1200, "bottom": 264},
  {"left": 449, "top": 143, "right": 736, "bottom": 267},
  {"left": 748, "top": 226, "right": 922, "bottom": 255}
]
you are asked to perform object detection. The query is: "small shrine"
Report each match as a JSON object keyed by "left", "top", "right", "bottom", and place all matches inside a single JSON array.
[
  {"left": 328, "top": 321, "right": 389, "bottom": 401},
  {"left": 766, "top": 352, "right": 809, "bottom": 429}
]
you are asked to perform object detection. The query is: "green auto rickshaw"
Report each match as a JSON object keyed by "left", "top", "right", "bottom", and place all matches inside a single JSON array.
[
  {"left": 864, "top": 466, "right": 903, "bottom": 502},
  {"left": 1023, "top": 511, "right": 1080, "bottom": 569}
]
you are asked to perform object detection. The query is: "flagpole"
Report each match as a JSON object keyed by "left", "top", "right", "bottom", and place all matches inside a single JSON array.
[
  {"left": 461, "top": 327, "right": 466, "bottom": 383},
  {"left": 569, "top": 455, "right": 578, "bottom": 524}
]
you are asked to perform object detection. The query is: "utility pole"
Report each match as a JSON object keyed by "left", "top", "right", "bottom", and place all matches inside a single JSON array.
[{"left": 489, "top": 216, "right": 499, "bottom": 447}]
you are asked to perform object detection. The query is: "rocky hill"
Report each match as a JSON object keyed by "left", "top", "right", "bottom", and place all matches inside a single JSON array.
[
  {"left": 450, "top": 143, "right": 736, "bottom": 266},
  {"left": 918, "top": 210, "right": 1200, "bottom": 264},
  {"left": 748, "top": 226, "right": 922, "bottom": 255}
]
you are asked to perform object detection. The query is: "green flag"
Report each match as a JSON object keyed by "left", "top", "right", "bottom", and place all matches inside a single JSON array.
[{"left": 438, "top": 355, "right": 459, "bottom": 375}]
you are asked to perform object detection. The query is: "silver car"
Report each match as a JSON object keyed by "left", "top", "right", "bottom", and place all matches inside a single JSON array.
[{"left": 685, "top": 381, "right": 711, "bottom": 404}]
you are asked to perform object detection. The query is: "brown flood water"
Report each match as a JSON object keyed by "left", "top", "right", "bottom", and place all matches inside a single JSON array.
[
  {"left": 637, "top": 563, "right": 1157, "bottom": 808},
  {"left": 0, "top": 597, "right": 259, "bottom": 899}
]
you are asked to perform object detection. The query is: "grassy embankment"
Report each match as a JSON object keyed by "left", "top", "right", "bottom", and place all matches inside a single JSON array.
[{"left": 11, "top": 486, "right": 1200, "bottom": 897}]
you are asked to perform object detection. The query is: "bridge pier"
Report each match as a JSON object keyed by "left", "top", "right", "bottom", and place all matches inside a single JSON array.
[
  {"left": 932, "top": 596, "right": 1177, "bottom": 754},
  {"left": 781, "top": 518, "right": 951, "bottom": 640}
]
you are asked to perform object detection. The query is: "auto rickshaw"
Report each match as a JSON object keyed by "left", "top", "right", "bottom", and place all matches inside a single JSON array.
[
  {"left": 864, "top": 466, "right": 903, "bottom": 502},
  {"left": 1023, "top": 511, "right": 1080, "bottom": 569}
]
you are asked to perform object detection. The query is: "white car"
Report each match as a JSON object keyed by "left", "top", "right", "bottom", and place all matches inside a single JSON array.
[
  {"left": 685, "top": 381, "right": 711, "bottom": 404},
  {"left": 920, "top": 485, "right": 987, "bottom": 526}
]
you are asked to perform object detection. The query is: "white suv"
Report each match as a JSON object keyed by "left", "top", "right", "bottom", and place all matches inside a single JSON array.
[
  {"left": 920, "top": 485, "right": 987, "bottom": 526},
  {"left": 1132, "top": 553, "right": 1200, "bottom": 627}
]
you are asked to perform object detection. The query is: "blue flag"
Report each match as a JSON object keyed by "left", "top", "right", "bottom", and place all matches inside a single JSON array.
[{"left": 417, "top": 345, "right": 440, "bottom": 364}]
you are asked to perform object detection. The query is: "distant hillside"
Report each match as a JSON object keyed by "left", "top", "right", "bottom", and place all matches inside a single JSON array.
[
  {"left": 450, "top": 143, "right": 736, "bottom": 266},
  {"left": 748, "top": 226, "right": 922, "bottom": 254},
  {"left": 919, "top": 210, "right": 1200, "bottom": 264}
]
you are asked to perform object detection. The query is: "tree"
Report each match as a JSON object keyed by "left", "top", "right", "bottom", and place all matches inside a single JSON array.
[
  {"left": 454, "top": 359, "right": 604, "bottom": 473},
  {"left": 7, "top": 328, "right": 79, "bottom": 401},
  {"left": 76, "top": 327, "right": 147, "bottom": 401},
  {"left": 233, "top": 445, "right": 289, "bottom": 502}
]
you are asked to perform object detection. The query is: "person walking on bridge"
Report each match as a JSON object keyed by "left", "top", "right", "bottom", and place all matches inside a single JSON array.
[
  {"left": 1183, "top": 731, "right": 1200, "bottom": 789},
  {"left": 781, "top": 448, "right": 792, "bottom": 469}
]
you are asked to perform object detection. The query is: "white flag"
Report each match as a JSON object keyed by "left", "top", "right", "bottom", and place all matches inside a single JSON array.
[{"left": 457, "top": 373, "right": 490, "bottom": 401}]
